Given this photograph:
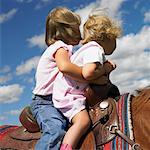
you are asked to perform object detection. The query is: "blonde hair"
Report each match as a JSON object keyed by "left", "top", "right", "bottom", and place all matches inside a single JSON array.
[
  {"left": 45, "top": 7, "right": 81, "bottom": 46},
  {"left": 82, "top": 15, "right": 122, "bottom": 44}
]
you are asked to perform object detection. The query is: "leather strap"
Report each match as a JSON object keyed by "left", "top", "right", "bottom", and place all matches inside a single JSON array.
[
  {"left": 116, "top": 130, "right": 142, "bottom": 150},
  {"left": 109, "top": 125, "right": 142, "bottom": 150}
]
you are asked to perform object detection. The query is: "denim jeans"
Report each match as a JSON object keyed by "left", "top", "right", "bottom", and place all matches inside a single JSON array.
[{"left": 30, "top": 95, "right": 67, "bottom": 150}]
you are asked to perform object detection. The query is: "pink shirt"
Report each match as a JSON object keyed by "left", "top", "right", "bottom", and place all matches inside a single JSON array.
[
  {"left": 33, "top": 40, "right": 73, "bottom": 95},
  {"left": 53, "top": 41, "right": 106, "bottom": 121}
]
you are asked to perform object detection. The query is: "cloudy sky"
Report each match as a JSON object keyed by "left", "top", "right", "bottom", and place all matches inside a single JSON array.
[{"left": 0, "top": 0, "right": 150, "bottom": 125}]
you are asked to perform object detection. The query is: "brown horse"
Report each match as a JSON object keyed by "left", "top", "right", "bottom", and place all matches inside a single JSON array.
[{"left": 0, "top": 84, "right": 150, "bottom": 150}]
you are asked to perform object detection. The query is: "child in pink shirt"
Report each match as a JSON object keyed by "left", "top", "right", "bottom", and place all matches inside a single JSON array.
[
  {"left": 53, "top": 14, "right": 122, "bottom": 149},
  {"left": 31, "top": 7, "right": 86, "bottom": 150}
]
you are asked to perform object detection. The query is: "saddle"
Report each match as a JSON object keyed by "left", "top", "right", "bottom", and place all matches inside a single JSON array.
[
  {"left": 9, "top": 106, "right": 41, "bottom": 141},
  {"left": 19, "top": 106, "right": 40, "bottom": 133},
  {"left": 88, "top": 98, "right": 119, "bottom": 146},
  {"left": 9, "top": 126, "right": 41, "bottom": 141}
]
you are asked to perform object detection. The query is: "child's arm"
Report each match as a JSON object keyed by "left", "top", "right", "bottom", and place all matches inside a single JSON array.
[
  {"left": 82, "top": 60, "right": 116, "bottom": 83},
  {"left": 55, "top": 48, "right": 116, "bottom": 84},
  {"left": 55, "top": 48, "right": 87, "bottom": 82},
  {"left": 82, "top": 63, "right": 105, "bottom": 80}
]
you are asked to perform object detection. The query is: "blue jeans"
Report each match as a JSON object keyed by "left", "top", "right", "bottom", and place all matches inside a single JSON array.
[{"left": 30, "top": 95, "right": 67, "bottom": 150}]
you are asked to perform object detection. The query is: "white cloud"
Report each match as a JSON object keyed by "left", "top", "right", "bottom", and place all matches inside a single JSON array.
[
  {"left": 0, "top": 8, "right": 18, "bottom": 24},
  {"left": 75, "top": 0, "right": 125, "bottom": 35},
  {"left": 15, "top": 0, "right": 24, "bottom": 2},
  {"left": 41, "top": 0, "right": 50, "bottom": 2},
  {"left": 111, "top": 26, "right": 150, "bottom": 59},
  {"left": 0, "top": 115, "right": 7, "bottom": 121},
  {"left": 0, "top": 74, "right": 12, "bottom": 84},
  {"left": 108, "top": 26, "right": 150, "bottom": 93},
  {"left": 144, "top": 10, "right": 150, "bottom": 23},
  {"left": 5, "top": 109, "right": 23, "bottom": 116},
  {"left": 75, "top": 2, "right": 96, "bottom": 26},
  {"left": 0, "top": 66, "right": 11, "bottom": 73},
  {"left": 97, "top": 0, "right": 126, "bottom": 19},
  {"left": 27, "top": 34, "right": 46, "bottom": 49},
  {"left": 134, "top": 1, "right": 140, "bottom": 10},
  {"left": 35, "top": 0, "right": 52, "bottom": 9},
  {"left": 0, "top": 84, "right": 24, "bottom": 104},
  {"left": 26, "top": 77, "right": 34, "bottom": 84},
  {"left": 16, "top": 56, "right": 40, "bottom": 75},
  {"left": 15, "top": 0, "right": 32, "bottom": 2}
]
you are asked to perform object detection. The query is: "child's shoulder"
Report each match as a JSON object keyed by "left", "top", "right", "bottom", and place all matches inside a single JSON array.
[
  {"left": 49, "top": 40, "right": 73, "bottom": 51},
  {"left": 81, "top": 41, "right": 101, "bottom": 49},
  {"left": 53, "top": 40, "right": 67, "bottom": 46}
]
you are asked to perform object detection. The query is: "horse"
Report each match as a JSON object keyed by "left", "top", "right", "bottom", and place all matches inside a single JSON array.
[{"left": 0, "top": 83, "right": 150, "bottom": 150}]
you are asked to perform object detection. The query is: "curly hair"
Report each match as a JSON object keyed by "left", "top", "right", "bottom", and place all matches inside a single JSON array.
[
  {"left": 82, "top": 15, "right": 122, "bottom": 44},
  {"left": 45, "top": 7, "right": 81, "bottom": 46}
]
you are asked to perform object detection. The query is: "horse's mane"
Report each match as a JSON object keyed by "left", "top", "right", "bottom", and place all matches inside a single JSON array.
[
  {"left": 130, "top": 86, "right": 150, "bottom": 112},
  {"left": 133, "top": 85, "right": 150, "bottom": 94}
]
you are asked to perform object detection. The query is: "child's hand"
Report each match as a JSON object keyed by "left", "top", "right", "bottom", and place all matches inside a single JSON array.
[{"left": 103, "top": 60, "right": 116, "bottom": 74}]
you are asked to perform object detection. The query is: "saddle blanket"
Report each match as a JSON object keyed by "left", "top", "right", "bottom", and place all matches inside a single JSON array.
[
  {"left": 0, "top": 125, "right": 18, "bottom": 140},
  {"left": 104, "top": 93, "right": 134, "bottom": 150}
]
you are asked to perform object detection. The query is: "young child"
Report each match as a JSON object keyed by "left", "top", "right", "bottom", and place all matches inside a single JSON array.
[
  {"left": 53, "top": 14, "right": 121, "bottom": 149},
  {"left": 30, "top": 7, "right": 87, "bottom": 150}
]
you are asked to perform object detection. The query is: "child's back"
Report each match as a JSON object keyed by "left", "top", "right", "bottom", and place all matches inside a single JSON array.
[{"left": 33, "top": 40, "right": 73, "bottom": 95}]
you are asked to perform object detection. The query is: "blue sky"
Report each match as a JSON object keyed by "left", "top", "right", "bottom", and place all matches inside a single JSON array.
[{"left": 0, "top": 0, "right": 150, "bottom": 125}]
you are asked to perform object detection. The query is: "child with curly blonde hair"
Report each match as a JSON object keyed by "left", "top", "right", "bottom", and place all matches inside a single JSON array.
[
  {"left": 81, "top": 14, "right": 122, "bottom": 77},
  {"left": 53, "top": 14, "right": 122, "bottom": 150}
]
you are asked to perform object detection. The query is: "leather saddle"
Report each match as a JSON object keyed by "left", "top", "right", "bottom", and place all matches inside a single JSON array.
[
  {"left": 84, "top": 83, "right": 120, "bottom": 145},
  {"left": 9, "top": 126, "right": 41, "bottom": 141},
  {"left": 88, "top": 98, "right": 119, "bottom": 146},
  {"left": 19, "top": 106, "right": 40, "bottom": 133},
  {"left": 9, "top": 106, "right": 41, "bottom": 141}
]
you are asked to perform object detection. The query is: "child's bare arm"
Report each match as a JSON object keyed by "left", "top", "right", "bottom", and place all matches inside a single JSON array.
[
  {"left": 82, "top": 63, "right": 108, "bottom": 83},
  {"left": 82, "top": 60, "right": 116, "bottom": 84},
  {"left": 55, "top": 48, "right": 86, "bottom": 82},
  {"left": 82, "top": 62, "right": 105, "bottom": 80}
]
